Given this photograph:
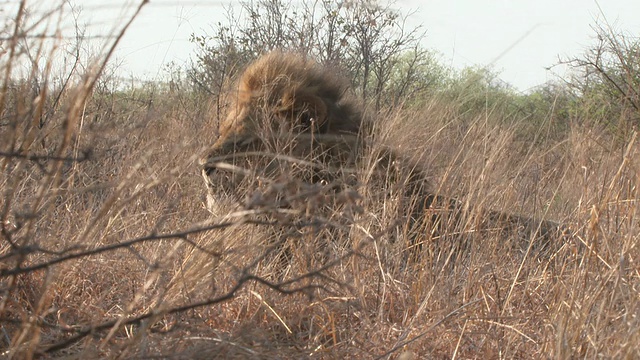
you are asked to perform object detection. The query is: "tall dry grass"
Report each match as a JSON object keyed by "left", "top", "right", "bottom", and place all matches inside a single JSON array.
[{"left": 1, "top": 2, "right": 639, "bottom": 359}]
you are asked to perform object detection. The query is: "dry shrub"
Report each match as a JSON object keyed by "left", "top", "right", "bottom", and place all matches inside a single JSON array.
[{"left": 1, "top": 6, "right": 638, "bottom": 359}]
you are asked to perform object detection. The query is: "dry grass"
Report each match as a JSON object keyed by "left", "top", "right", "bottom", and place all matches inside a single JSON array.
[{"left": 1, "top": 3, "right": 639, "bottom": 359}]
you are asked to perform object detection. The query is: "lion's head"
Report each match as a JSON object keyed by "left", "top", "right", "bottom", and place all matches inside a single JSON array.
[{"left": 202, "top": 52, "right": 364, "bottom": 210}]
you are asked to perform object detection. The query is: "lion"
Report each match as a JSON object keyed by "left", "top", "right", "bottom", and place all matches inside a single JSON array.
[{"left": 202, "top": 51, "right": 568, "bottom": 264}]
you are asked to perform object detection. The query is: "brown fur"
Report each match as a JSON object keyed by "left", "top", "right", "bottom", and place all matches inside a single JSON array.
[{"left": 212, "top": 51, "right": 361, "bottom": 156}]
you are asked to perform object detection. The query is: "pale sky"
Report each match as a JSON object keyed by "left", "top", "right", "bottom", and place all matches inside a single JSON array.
[{"left": 10, "top": 0, "right": 640, "bottom": 92}]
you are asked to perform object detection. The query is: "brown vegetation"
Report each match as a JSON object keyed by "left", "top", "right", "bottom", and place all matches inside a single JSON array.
[{"left": 1, "top": 3, "right": 639, "bottom": 358}]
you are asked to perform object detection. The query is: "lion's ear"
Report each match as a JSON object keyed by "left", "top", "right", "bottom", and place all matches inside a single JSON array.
[{"left": 295, "top": 93, "right": 328, "bottom": 132}]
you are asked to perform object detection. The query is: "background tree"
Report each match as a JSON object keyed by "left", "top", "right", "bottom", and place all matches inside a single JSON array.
[
  {"left": 188, "top": 0, "right": 444, "bottom": 111},
  {"left": 560, "top": 20, "right": 640, "bottom": 137}
]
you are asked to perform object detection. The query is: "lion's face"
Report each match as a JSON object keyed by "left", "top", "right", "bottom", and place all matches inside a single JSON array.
[
  {"left": 209, "top": 85, "right": 335, "bottom": 161},
  {"left": 202, "top": 52, "right": 362, "bottom": 209}
]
